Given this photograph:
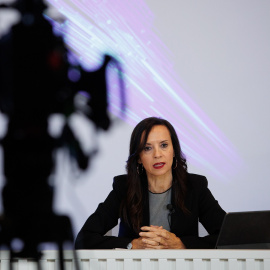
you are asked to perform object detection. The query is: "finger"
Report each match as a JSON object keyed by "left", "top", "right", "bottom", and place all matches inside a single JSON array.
[
  {"left": 144, "top": 241, "right": 164, "bottom": 249},
  {"left": 139, "top": 231, "right": 158, "bottom": 238},
  {"left": 141, "top": 226, "right": 164, "bottom": 233},
  {"left": 142, "top": 237, "right": 160, "bottom": 247},
  {"left": 144, "top": 244, "right": 162, "bottom": 249},
  {"left": 140, "top": 226, "right": 152, "bottom": 231},
  {"left": 150, "top": 225, "right": 163, "bottom": 229},
  {"left": 140, "top": 234, "right": 166, "bottom": 247},
  {"left": 156, "top": 237, "right": 168, "bottom": 246},
  {"left": 152, "top": 229, "right": 170, "bottom": 239}
]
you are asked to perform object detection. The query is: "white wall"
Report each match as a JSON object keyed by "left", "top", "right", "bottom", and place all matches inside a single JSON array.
[{"left": 146, "top": 1, "right": 270, "bottom": 213}]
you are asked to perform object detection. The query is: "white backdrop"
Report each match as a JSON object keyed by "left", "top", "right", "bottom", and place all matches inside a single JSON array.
[{"left": 0, "top": 0, "right": 270, "bottom": 238}]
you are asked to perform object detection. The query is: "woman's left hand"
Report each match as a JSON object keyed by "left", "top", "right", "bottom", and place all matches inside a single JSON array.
[{"left": 139, "top": 226, "right": 186, "bottom": 249}]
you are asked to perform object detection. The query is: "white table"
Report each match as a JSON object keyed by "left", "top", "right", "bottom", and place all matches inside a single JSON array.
[{"left": 1, "top": 249, "right": 270, "bottom": 270}]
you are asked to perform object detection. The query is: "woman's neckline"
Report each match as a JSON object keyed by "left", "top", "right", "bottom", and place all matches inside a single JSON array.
[{"left": 148, "top": 186, "right": 172, "bottom": 194}]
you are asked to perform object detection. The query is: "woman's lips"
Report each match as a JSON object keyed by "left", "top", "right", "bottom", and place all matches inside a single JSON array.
[{"left": 153, "top": 162, "right": 165, "bottom": 169}]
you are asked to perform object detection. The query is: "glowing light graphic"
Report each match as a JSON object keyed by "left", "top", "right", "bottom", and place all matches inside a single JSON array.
[{"left": 45, "top": 0, "right": 242, "bottom": 180}]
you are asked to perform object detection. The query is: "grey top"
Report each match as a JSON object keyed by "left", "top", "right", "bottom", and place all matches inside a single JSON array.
[{"left": 148, "top": 187, "right": 172, "bottom": 231}]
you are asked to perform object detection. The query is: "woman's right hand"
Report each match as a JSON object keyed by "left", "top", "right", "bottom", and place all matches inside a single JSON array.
[{"left": 131, "top": 237, "right": 147, "bottom": 249}]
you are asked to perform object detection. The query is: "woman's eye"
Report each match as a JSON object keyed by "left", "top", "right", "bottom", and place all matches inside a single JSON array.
[
  {"left": 161, "top": 143, "right": 168, "bottom": 148},
  {"left": 144, "top": 146, "right": 151, "bottom": 151}
]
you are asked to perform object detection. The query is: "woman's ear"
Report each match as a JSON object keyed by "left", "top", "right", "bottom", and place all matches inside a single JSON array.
[{"left": 137, "top": 158, "right": 141, "bottom": 164}]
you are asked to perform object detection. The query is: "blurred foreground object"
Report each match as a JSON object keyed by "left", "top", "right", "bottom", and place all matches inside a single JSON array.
[{"left": 0, "top": 0, "right": 125, "bottom": 267}]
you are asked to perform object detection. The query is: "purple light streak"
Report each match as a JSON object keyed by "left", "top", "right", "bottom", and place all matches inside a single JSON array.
[{"left": 45, "top": 0, "right": 243, "bottom": 181}]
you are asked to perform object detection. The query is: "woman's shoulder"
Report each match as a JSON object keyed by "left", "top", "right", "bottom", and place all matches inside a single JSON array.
[
  {"left": 113, "top": 174, "right": 128, "bottom": 183},
  {"left": 186, "top": 173, "right": 208, "bottom": 189},
  {"left": 112, "top": 174, "right": 128, "bottom": 192}
]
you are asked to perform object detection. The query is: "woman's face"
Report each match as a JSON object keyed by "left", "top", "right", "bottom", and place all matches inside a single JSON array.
[{"left": 138, "top": 125, "right": 174, "bottom": 180}]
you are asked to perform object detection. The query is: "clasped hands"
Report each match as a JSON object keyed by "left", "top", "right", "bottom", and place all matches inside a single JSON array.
[{"left": 131, "top": 225, "right": 186, "bottom": 249}]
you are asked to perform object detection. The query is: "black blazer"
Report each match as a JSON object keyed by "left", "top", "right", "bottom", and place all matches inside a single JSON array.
[{"left": 75, "top": 173, "right": 226, "bottom": 249}]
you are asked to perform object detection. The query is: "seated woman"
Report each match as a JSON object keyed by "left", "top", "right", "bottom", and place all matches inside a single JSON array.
[{"left": 75, "top": 117, "right": 226, "bottom": 249}]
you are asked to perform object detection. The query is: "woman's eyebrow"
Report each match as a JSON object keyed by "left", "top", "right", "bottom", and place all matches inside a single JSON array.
[{"left": 145, "top": 139, "right": 169, "bottom": 145}]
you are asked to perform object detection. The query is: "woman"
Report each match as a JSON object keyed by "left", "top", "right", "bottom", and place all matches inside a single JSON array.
[{"left": 75, "top": 117, "right": 226, "bottom": 249}]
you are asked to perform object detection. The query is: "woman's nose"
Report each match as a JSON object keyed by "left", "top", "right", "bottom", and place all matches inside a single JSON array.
[{"left": 154, "top": 147, "right": 162, "bottom": 158}]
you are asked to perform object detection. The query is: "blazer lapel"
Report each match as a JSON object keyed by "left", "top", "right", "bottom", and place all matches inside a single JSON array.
[
  {"left": 170, "top": 182, "right": 194, "bottom": 235},
  {"left": 142, "top": 177, "right": 150, "bottom": 226}
]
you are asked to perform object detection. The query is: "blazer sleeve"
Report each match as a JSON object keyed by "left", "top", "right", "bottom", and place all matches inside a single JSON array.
[
  {"left": 180, "top": 175, "right": 226, "bottom": 248},
  {"left": 75, "top": 175, "right": 133, "bottom": 249}
]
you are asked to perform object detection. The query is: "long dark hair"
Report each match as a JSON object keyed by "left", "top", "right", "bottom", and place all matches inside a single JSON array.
[{"left": 120, "top": 117, "right": 188, "bottom": 233}]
